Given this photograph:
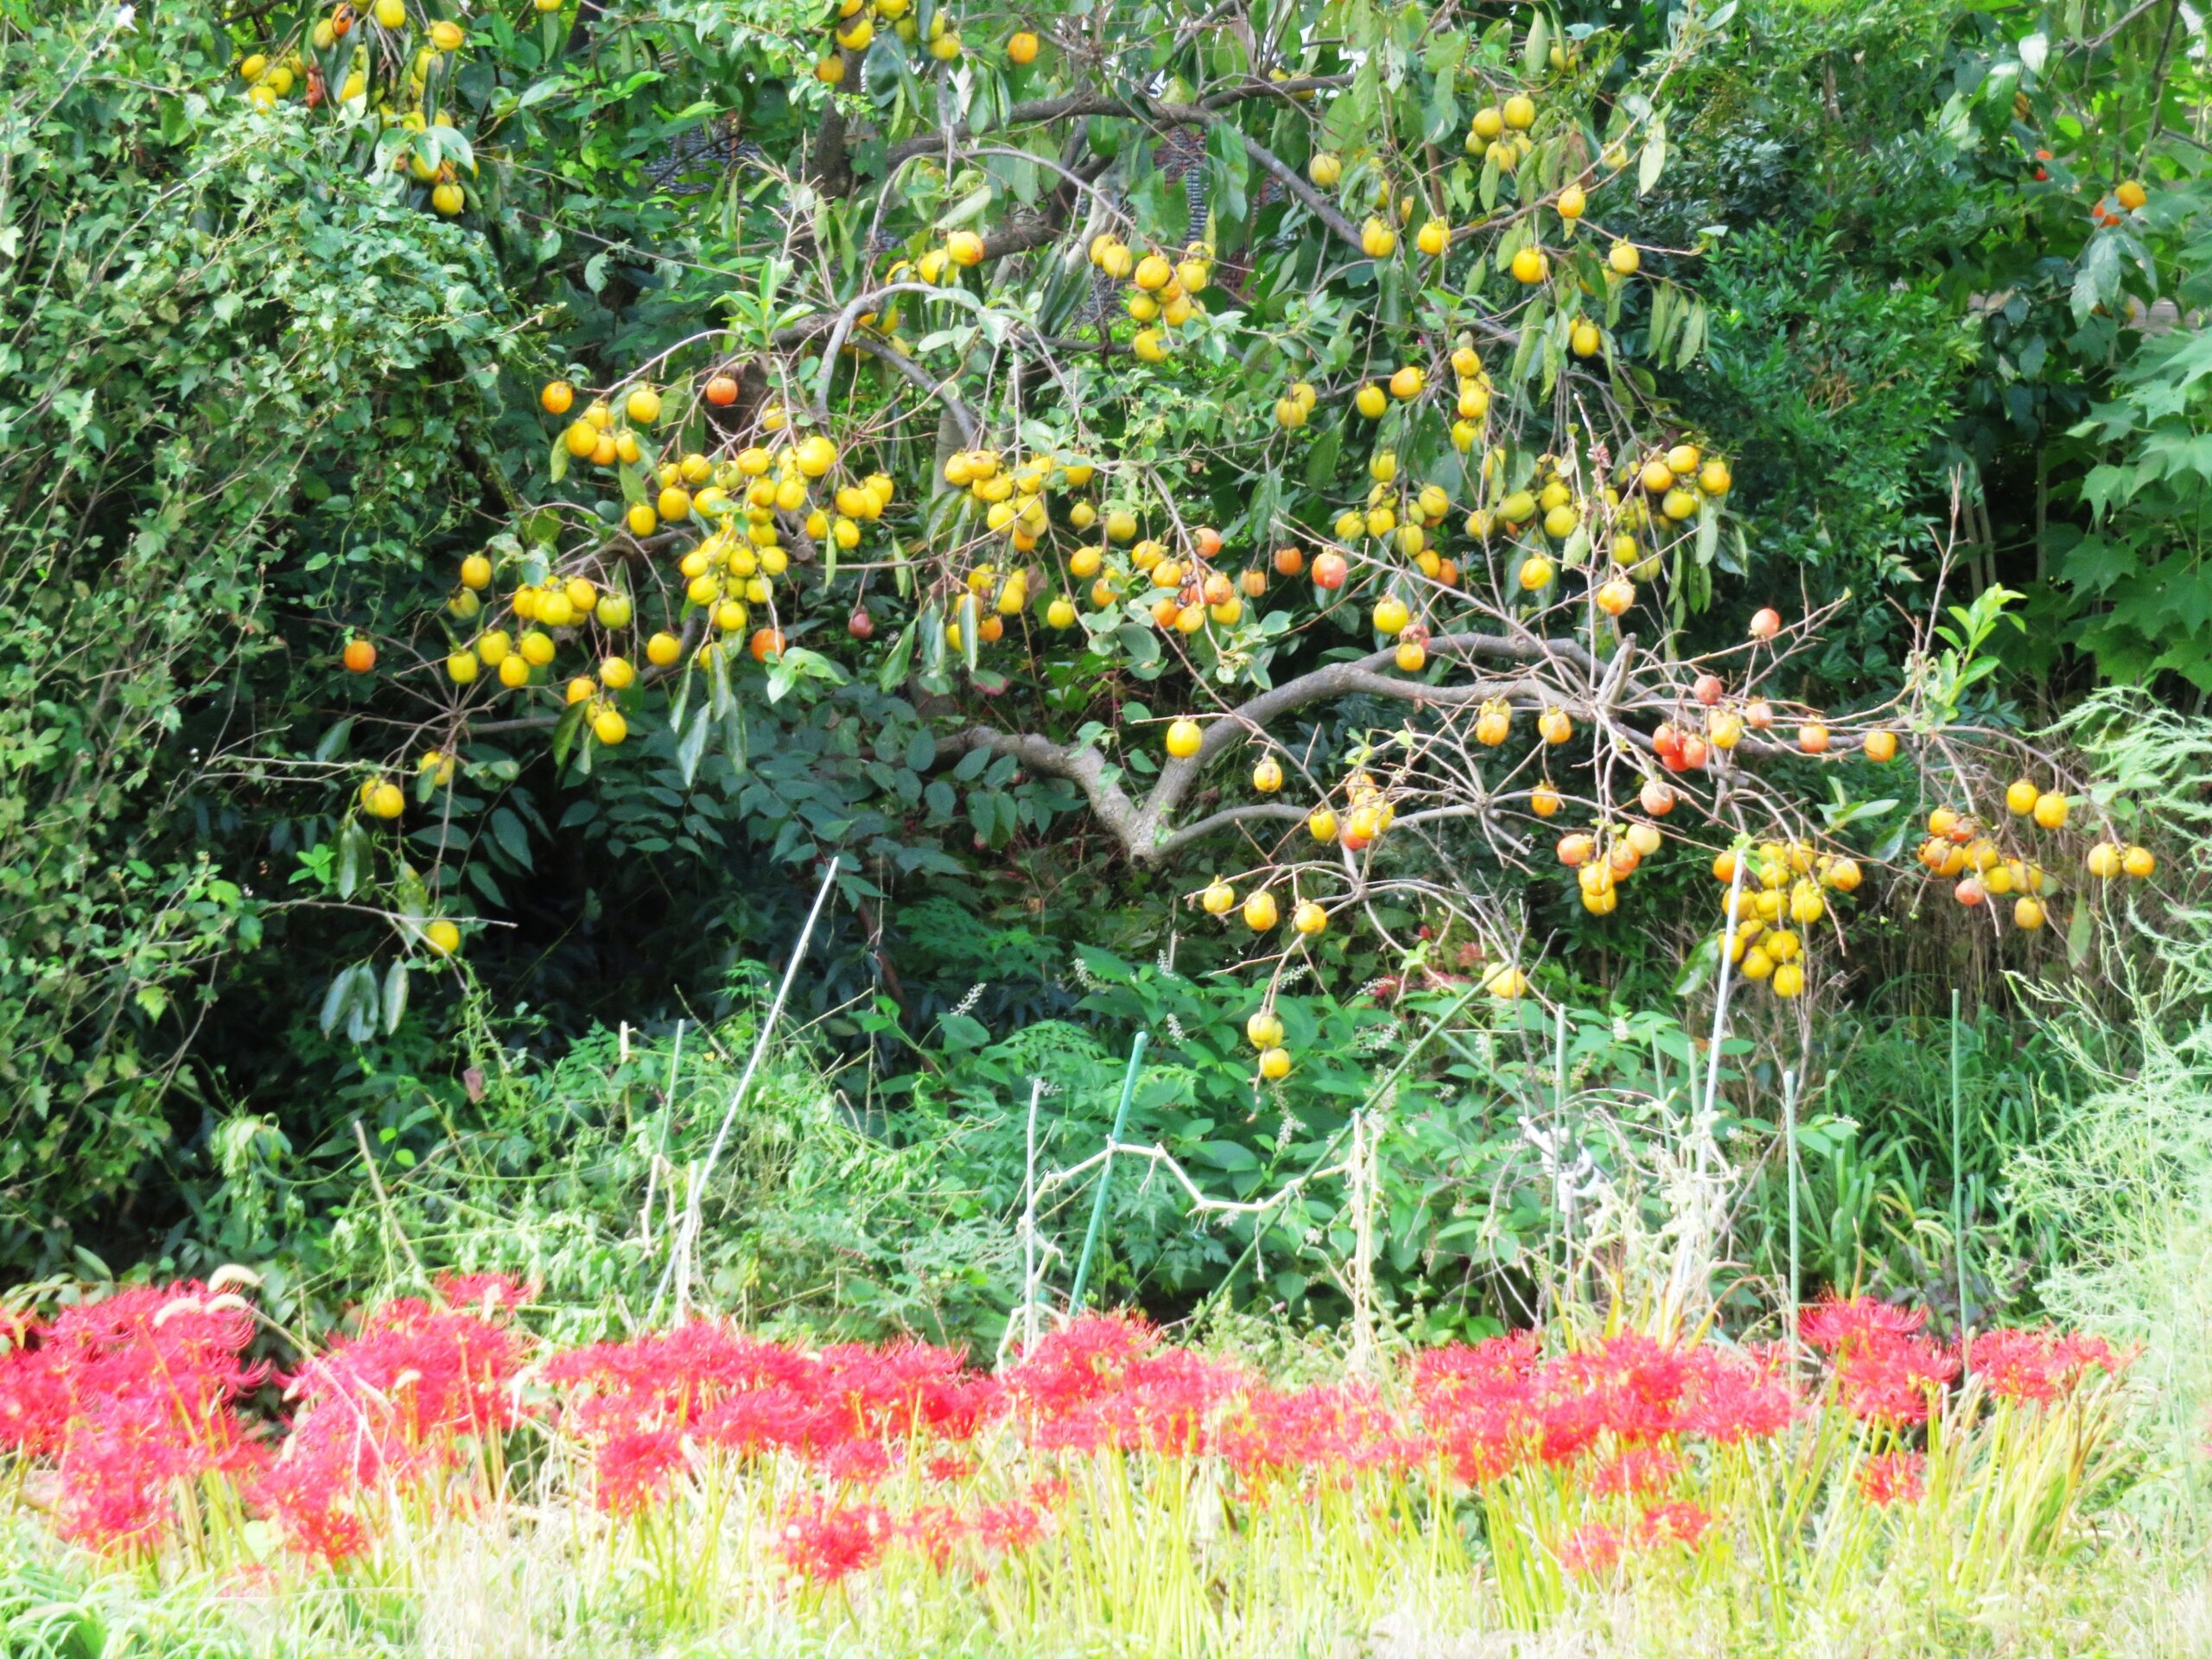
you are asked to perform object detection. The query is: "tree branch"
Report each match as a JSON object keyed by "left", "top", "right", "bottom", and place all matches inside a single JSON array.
[
  {"left": 940, "top": 723, "right": 1145, "bottom": 849},
  {"left": 932, "top": 620, "right": 1807, "bottom": 866},
  {"left": 1147, "top": 104, "right": 1363, "bottom": 252},
  {"left": 883, "top": 93, "right": 1127, "bottom": 172},
  {"left": 876, "top": 79, "right": 1348, "bottom": 174},
  {"left": 1146, "top": 802, "right": 1313, "bottom": 862}
]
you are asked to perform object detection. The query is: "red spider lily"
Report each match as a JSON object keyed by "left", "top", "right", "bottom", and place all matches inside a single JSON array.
[
  {"left": 282, "top": 1297, "right": 529, "bottom": 1451},
  {"left": 1027, "top": 1475, "right": 1070, "bottom": 1508},
  {"left": 1589, "top": 1445, "right": 1683, "bottom": 1497},
  {"left": 1968, "top": 1327, "right": 2125, "bottom": 1405},
  {"left": 1833, "top": 1332, "right": 1960, "bottom": 1426},
  {"left": 594, "top": 1427, "right": 687, "bottom": 1516},
  {"left": 1051, "top": 1347, "right": 1245, "bottom": 1457},
  {"left": 1000, "top": 1312, "right": 1160, "bottom": 1424},
  {"left": 973, "top": 1494, "right": 1050, "bottom": 1554},
  {"left": 925, "top": 1450, "right": 978, "bottom": 1484},
  {"left": 774, "top": 1497, "right": 890, "bottom": 1584},
  {"left": 1409, "top": 1332, "right": 1543, "bottom": 1484},
  {"left": 1548, "top": 1332, "right": 1695, "bottom": 1446},
  {"left": 695, "top": 1385, "right": 825, "bottom": 1458},
  {"left": 1857, "top": 1450, "right": 1926, "bottom": 1507},
  {"left": 0, "top": 1280, "right": 2134, "bottom": 1586},
  {"left": 1799, "top": 1294, "right": 1927, "bottom": 1351},
  {"left": 264, "top": 1295, "right": 531, "bottom": 1560},
  {"left": 1677, "top": 1349, "right": 1797, "bottom": 1444},
  {"left": 898, "top": 1501, "right": 968, "bottom": 1568},
  {"left": 1407, "top": 1331, "right": 1541, "bottom": 1408},
  {"left": 1216, "top": 1382, "right": 1414, "bottom": 1481},
  {"left": 5, "top": 1285, "right": 272, "bottom": 1553},
  {"left": 1637, "top": 1499, "right": 1714, "bottom": 1550},
  {"left": 820, "top": 1437, "right": 893, "bottom": 1486},
  {"left": 1559, "top": 1522, "right": 1624, "bottom": 1576},
  {"left": 0, "top": 1338, "right": 70, "bottom": 1458},
  {"left": 817, "top": 1339, "right": 997, "bottom": 1442},
  {"left": 546, "top": 1323, "right": 814, "bottom": 1435},
  {"left": 59, "top": 1391, "right": 268, "bottom": 1552}
]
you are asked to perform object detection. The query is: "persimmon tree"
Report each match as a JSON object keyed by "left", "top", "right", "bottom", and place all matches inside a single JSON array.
[{"left": 240, "top": 0, "right": 2157, "bottom": 1057}]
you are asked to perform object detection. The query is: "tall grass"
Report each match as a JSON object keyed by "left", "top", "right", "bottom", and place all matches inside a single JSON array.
[
  {"left": 2007, "top": 689, "right": 2212, "bottom": 1520},
  {"left": 0, "top": 1273, "right": 2157, "bottom": 1659}
]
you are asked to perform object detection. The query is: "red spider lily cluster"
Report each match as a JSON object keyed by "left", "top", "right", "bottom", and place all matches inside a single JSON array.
[
  {"left": 261, "top": 1277, "right": 533, "bottom": 1560},
  {"left": 0, "top": 1283, "right": 268, "bottom": 1549},
  {"left": 0, "top": 1281, "right": 2127, "bottom": 1590}
]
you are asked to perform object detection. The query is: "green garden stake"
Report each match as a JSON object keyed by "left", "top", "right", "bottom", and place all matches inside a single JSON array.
[
  {"left": 1951, "top": 988, "right": 1969, "bottom": 1368},
  {"left": 1783, "top": 1065, "right": 1800, "bottom": 1378},
  {"left": 1070, "top": 1031, "right": 1148, "bottom": 1311}
]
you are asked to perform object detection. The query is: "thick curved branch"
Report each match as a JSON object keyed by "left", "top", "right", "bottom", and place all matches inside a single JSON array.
[
  {"left": 1188, "top": 629, "right": 1598, "bottom": 772},
  {"left": 942, "top": 621, "right": 1806, "bottom": 865},
  {"left": 940, "top": 631, "right": 1600, "bottom": 865},
  {"left": 939, "top": 725, "right": 1144, "bottom": 849},
  {"left": 1146, "top": 802, "right": 1319, "bottom": 862}
]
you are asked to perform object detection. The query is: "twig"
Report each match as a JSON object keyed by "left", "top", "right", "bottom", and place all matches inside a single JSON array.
[
  {"left": 353, "top": 1118, "right": 425, "bottom": 1286},
  {"left": 664, "top": 857, "right": 841, "bottom": 1319}
]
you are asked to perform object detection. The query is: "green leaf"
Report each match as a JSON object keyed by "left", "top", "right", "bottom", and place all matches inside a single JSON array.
[
  {"left": 1116, "top": 623, "right": 1161, "bottom": 667},
  {"left": 334, "top": 819, "right": 372, "bottom": 900},
  {"left": 1522, "top": 12, "right": 1548, "bottom": 74},
  {"left": 1205, "top": 119, "right": 1249, "bottom": 230},
  {"left": 709, "top": 639, "right": 734, "bottom": 718},
  {"left": 382, "top": 960, "right": 410, "bottom": 1036},
  {"left": 1637, "top": 116, "right": 1667, "bottom": 194},
  {"left": 2071, "top": 233, "right": 2121, "bottom": 321},
  {"left": 488, "top": 806, "right": 535, "bottom": 870},
  {"left": 1302, "top": 421, "right": 1343, "bottom": 489},
  {"left": 2065, "top": 896, "right": 2094, "bottom": 971},
  {"left": 676, "top": 703, "right": 712, "bottom": 786},
  {"left": 1195, "top": 1140, "right": 1260, "bottom": 1172},
  {"left": 1675, "top": 296, "right": 1707, "bottom": 368},
  {"left": 779, "top": 646, "right": 849, "bottom": 687},
  {"left": 550, "top": 702, "right": 586, "bottom": 772},
  {"left": 878, "top": 621, "right": 918, "bottom": 691}
]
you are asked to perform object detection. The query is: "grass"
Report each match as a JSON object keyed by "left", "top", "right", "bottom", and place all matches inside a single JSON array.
[{"left": 0, "top": 1274, "right": 2180, "bottom": 1659}]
